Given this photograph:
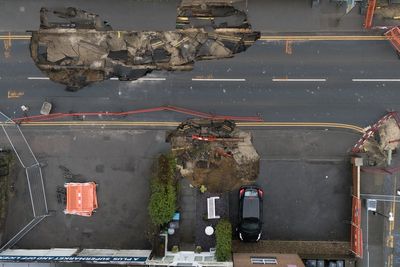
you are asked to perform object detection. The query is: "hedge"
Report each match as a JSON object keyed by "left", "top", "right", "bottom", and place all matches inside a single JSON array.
[
  {"left": 148, "top": 154, "right": 177, "bottom": 226},
  {"left": 148, "top": 179, "right": 176, "bottom": 226},
  {"left": 215, "top": 219, "right": 232, "bottom": 261}
]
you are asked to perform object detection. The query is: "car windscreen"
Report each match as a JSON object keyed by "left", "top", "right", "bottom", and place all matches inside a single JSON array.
[
  {"left": 243, "top": 195, "right": 260, "bottom": 219},
  {"left": 241, "top": 219, "right": 259, "bottom": 231}
]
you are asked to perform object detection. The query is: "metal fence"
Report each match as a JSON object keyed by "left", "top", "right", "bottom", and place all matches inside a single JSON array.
[{"left": 0, "top": 112, "right": 48, "bottom": 251}]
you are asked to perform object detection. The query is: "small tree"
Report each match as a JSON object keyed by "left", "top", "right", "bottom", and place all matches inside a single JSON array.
[{"left": 215, "top": 219, "right": 232, "bottom": 261}]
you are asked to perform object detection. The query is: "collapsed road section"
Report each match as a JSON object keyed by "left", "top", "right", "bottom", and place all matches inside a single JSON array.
[
  {"left": 167, "top": 119, "right": 260, "bottom": 192},
  {"left": 30, "top": 1, "right": 260, "bottom": 90}
]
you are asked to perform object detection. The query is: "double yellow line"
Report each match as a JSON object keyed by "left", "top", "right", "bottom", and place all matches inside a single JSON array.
[
  {"left": 0, "top": 34, "right": 388, "bottom": 42},
  {"left": 259, "top": 35, "right": 387, "bottom": 41},
  {"left": 0, "top": 35, "right": 30, "bottom": 40},
  {"left": 1, "top": 120, "right": 365, "bottom": 133}
]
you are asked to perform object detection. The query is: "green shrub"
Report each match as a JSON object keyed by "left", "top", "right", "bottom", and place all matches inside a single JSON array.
[
  {"left": 148, "top": 154, "right": 177, "bottom": 226},
  {"left": 148, "top": 179, "right": 176, "bottom": 226},
  {"left": 215, "top": 219, "right": 232, "bottom": 261}
]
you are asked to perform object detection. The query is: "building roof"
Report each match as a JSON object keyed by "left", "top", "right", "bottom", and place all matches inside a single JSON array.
[{"left": 233, "top": 253, "right": 305, "bottom": 267}]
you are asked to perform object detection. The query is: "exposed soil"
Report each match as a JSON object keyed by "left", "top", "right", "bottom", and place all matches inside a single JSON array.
[
  {"left": 167, "top": 119, "right": 260, "bottom": 193},
  {"left": 360, "top": 116, "right": 400, "bottom": 167}
]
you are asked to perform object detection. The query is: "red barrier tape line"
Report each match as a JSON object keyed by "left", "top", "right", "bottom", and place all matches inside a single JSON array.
[{"left": 11, "top": 105, "right": 263, "bottom": 123}]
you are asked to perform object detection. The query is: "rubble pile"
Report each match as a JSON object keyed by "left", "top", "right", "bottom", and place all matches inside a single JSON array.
[
  {"left": 377, "top": 117, "right": 400, "bottom": 151},
  {"left": 30, "top": 2, "right": 260, "bottom": 90},
  {"left": 375, "top": 3, "right": 400, "bottom": 20},
  {"left": 361, "top": 116, "right": 400, "bottom": 166},
  {"left": 166, "top": 119, "right": 260, "bottom": 192}
]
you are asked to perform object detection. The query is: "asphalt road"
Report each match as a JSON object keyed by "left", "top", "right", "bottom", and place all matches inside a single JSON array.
[
  {"left": 1, "top": 39, "right": 400, "bottom": 126},
  {"left": 0, "top": 0, "right": 365, "bottom": 33}
]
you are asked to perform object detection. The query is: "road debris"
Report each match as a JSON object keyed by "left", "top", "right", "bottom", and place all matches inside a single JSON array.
[
  {"left": 30, "top": 2, "right": 260, "bottom": 90},
  {"left": 40, "top": 101, "right": 52, "bottom": 115},
  {"left": 375, "top": 3, "right": 400, "bottom": 20},
  {"left": 354, "top": 112, "right": 400, "bottom": 166},
  {"left": 166, "top": 119, "right": 260, "bottom": 192},
  {"left": 20, "top": 105, "right": 29, "bottom": 112}
]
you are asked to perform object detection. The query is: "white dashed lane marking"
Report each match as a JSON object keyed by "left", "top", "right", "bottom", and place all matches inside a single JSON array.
[
  {"left": 110, "top": 77, "right": 167, "bottom": 81},
  {"left": 22, "top": 77, "right": 400, "bottom": 83},
  {"left": 27, "top": 77, "right": 50, "bottom": 80},
  {"left": 352, "top": 79, "right": 400, "bottom": 82},
  {"left": 191, "top": 78, "right": 246, "bottom": 82},
  {"left": 272, "top": 78, "right": 327, "bottom": 82}
]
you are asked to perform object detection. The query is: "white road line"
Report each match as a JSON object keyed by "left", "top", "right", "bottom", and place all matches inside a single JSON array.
[
  {"left": 27, "top": 77, "right": 50, "bottom": 80},
  {"left": 272, "top": 78, "right": 327, "bottom": 82},
  {"left": 352, "top": 79, "right": 400, "bottom": 82},
  {"left": 110, "top": 77, "right": 166, "bottom": 81},
  {"left": 138, "top": 77, "right": 166, "bottom": 81},
  {"left": 191, "top": 78, "right": 246, "bottom": 82}
]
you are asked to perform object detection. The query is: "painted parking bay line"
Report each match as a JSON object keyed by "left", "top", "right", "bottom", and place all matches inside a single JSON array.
[
  {"left": 192, "top": 78, "right": 246, "bottom": 82},
  {"left": 272, "top": 78, "right": 327, "bottom": 82},
  {"left": 352, "top": 79, "right": 400, "bottom": 82}
]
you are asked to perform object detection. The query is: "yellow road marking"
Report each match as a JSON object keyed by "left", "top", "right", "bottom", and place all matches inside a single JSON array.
[
  {"left": 260, "top": 35, "right": 388, "bottom": 41},
  {"left": 0, "top": 34, "right": 389, "bottom": 42},
  {"left": 285, "top": 40, "right": 293, "bottom": 54},
  {"left": 0, "top": 120, "right": 365, "bottom": 133},
  {"left": 3, "top": 32, "right": 12, "bottom": 59},
  {"left": 7, "top": 90, "right": 24, "bottom": 98},
  {"left": 0, "top": 35, "right": 30, "bottom": 40}
]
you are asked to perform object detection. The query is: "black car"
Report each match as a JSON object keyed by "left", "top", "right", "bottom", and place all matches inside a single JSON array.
[{"left": 238, "top": 185, "right": 263, "bottom": 242}]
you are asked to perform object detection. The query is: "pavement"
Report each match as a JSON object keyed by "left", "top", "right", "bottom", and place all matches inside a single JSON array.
[
  {"left": 359, "top": 156, "right": 400, "bottom": 267},
  {"left": 177, "top": 178, "right": 196, "bottom": 250},
  {"left": 0, "top": 127, "right": 169, "bottom": 249}
]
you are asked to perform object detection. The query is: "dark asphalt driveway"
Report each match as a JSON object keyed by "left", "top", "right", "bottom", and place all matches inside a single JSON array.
[
  {"left": 230, "top": 129, "right": 358, "bottom": 241},
  {"left": 1, "top": 127, "right": 169, "bottom": 249}
]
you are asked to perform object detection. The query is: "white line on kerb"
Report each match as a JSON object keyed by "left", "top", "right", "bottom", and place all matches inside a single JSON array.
[
  {"left": 27, "top": 77, "right": 50, "bottom": 80},
  {"left": 192, "top": 78, "right": 246, "bottom": 82},
  {"left": 352, "top": 79, "right": 400, "bottom": 82},
  {"left": 272, "top": 78, "right": 327, "bottom": 82}
]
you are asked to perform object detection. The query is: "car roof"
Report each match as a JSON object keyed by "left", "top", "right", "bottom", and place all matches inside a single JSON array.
[{"left": 242, "top": 194, "right": 260, "bottom": 219}]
